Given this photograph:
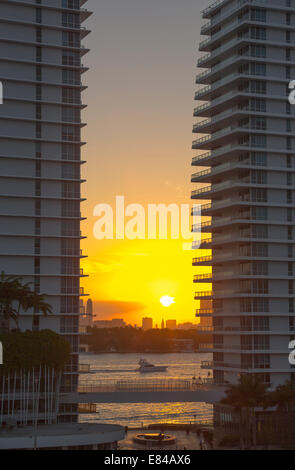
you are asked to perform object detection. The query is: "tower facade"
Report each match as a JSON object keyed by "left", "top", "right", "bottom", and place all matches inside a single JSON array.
[
  {"left": 193, "top": 0, "right": 295, "bottom": 388},
  {"left": 0, "top": 0, "right": 91, "bottom": 421}
]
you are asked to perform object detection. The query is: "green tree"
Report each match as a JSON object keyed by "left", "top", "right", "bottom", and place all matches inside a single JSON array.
[
  {"left": 0, "top": 272, "right": 52, "bottom": 330},
  {"left": 220, "top": 374, "right": 269, "bottom": 449}
]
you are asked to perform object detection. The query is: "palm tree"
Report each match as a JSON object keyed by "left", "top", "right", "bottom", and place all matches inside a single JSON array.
[
  {"left": 25, "top": 291, "right": 53, "bottom": 323},
  {"left": 0, "top": 272, "right": 52, "bottom": 330},
  {"left": 220, "top": 374, "right": 269, "bottom": 449},
  {"left": 267, "top": 380, "right": 295, "bottom": 412},
  {"left": 0, "top": 272, "right": 24, "bottom": 330}
]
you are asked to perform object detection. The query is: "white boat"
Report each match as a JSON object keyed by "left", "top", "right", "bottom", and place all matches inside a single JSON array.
[{"left": 137, "top": 358, "right": 168, "bottom": 373}]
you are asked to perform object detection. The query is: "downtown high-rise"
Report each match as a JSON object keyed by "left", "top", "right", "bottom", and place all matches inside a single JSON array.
[
  {"left": 193, "top": 0, "right": 295, "bottom": 388},
  {"left": 0, "top": 0, "right": 91, "bottom": 422}
]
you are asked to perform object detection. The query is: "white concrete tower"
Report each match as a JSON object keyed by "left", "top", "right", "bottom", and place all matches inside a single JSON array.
[
  {"left": 193, "top": 0, "right": 295, "bottom": 389},
  {"left": 0, "top": 0, "right": 91, "bottom": 422}
]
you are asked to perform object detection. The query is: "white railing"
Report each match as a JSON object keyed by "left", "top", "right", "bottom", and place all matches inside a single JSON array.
[{"left": 78, "top": 379, "right": 214, "bottom": 393}]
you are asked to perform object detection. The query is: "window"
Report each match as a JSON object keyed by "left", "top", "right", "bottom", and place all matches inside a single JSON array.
[
  {"left": 36, "top": 123, "right": 42, "bottom": 138},
  {"left": 62, "top": 69, "right": 81, "bottom": 85},
  {"left": 252, "top": 224, "right": 268, "bottom": 239},
  {"left": 254, "top": 354, "right": 270, "bottom": 368},
  {"left": 253, "top": 261, "right": 268, "bottom": 275},
  {"left": 36, "top": 27, "right": 42, "bottom": 43},
  {"left": 60, "top": 316, "right": 79, "bottom": 334},
  {"left": 61, "top": 277, "right": 79, "bottom": 295},
  {"left": 62, "top": 31, "right": 80, "bottom": 48},
  {"left": 34, "top": 257, "right": 40, "bottom": 275},
  {"left": 288, "top": 227, "right": 293, "bottom": 241},
  {"left": 287, "top": 136, "right": 292, "bottom": 150},
  {"left": 250, "top": 27, "right": 266, "bottom": 40},
  {"left": 286, "top": 13, "right": 291, "bottom": 25},
  {"left": 62, "top": 0, "right": 80, "bottom": 9},
  {"left": 251, "top": 170, "right": 267, "bottom": 184},
  {"left": 251, "top": 135, "right": 267, "bottom": 148},
  {"left": 286, "top": 31, "right": 291, "bottom": 43},
  {"left": 36, "top": 46, "right": 42, "bottom": 62},
  {"left": 252, "top": 242, "right": 268, "bottom": 257},
  {"left": 251, "top": 152, "right": 266, "bottom": 166},
  {"left": 251, "top": 117, "right": 266, "bottom": 130},
  {"left": 62, "top": 181, "right": 80, "bottom": 198},
  {"left": 36, "top": 84, "right": 42, "bottom": 101},
  {"left": 253, "top": 280, "right": 268, "bottom": 294},
  {"left": 61, "top": 297, "right": 79, "bottom": 314},
  {"left": 35, "top": 200, "right": 41, "bottom": 216},
  {"left": 240, "top": 298, "right": 252, "bottom": 313},
  {"left": 254, "top": 336, "right": 269, "bottom": 350},
  {"left": 251, "top": 188, "right": 267, "bottom": 202},
  {"left": 62, "top": 50, "right": 80, "bottom": 66},
  {"left": 252, "top": 206, "right": 268, "bottom": 220},
  {"left": 286, "top": 48, "right": 291, "bottom": 61},
  {"left": 250, "top": 80, "right": 266, "bottom": 94},
  {"left": 61, "top": 258, "right": 80, "bottom": 275},
  {"left": 61, "top": 199, "right": 80, "bottom": 217},
  {"left": 62, "top": 87, "right": 81, "bottom": 104},
  {"left": 287, "top": 173, "right": 292, "bottom": 185},
  {"left": 62, "top": 162, "right": 80, "bottom": 179},
  {"left": 254, "top": 317, "right": 269, "bottom": 330},
  {"left": 34, "top": 276, "right": 40, "bottom": 294},
  {"left": 36, "top": 65, "right": 42, "bottom": 81},
  {"left": 253, "top": 298, "right": 269, "bottom": 312},
  {"left": 35, "top": 180, "right": 41, "bottom": 196},
  {"left": 36, "top": 7, "right": 42, "bottom": 24},
  {"left": 35, "top": 160, "right": 41, "bottom": 177},
  {"left": 62, "top": 125, "right": 80, "bottom": 142},
  {"left": 251, "top": 45, "right": 266, "bottom": 58},
  {"left": 34, "top": 238, "right": 40, "bottom": 255},
  {"left": 287, "top": 208, "right": 292, "bottom": 222},
  {"left": 250, "top": 98, "right": 266, "bottom": 112},
  {"left": 286, "top": 66, "right": 291, "bottom": 79},
  {"left": 287, "top": 119, "right": 292, "bottom": 133},
  {"left": 62, "top": 12, "right": 80, "bottom": 28},
  {"left": 36, "top": 103, "right": 41, "bottom": 120},
  {"left": 250, "top": 63, "right": 266, "bottom": 76},
  {"left": 62, "top": 144, "right": 80, "bottom": 161},
  {"left": 62, "top": 106, "right": 81, "bottom": 123},
  {"left": 35, "top": 219, "right": 41, "bottom": 235},
  {"left": 287, "top": 189, "right": 293, "bottom": 204},
  {"left": 251, "top": 8, "right": 266, "bottom": 22}
]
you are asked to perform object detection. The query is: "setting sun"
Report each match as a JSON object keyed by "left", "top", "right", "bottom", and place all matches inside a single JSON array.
[{"left": 160, "top": 296, "right": 175, "bottom": 308}]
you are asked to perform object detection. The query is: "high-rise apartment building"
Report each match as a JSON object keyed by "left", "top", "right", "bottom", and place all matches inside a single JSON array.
[
  {"left": 193, "top": 0, "right": 295, "bottom": 388},
  {"left": 0, "top": 0, "right": 91, "bottom": 422}
]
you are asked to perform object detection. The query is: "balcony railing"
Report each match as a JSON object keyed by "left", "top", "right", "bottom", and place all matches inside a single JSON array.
[
  {"left": 196, "top": 309, "right": 213, "bottom": 315},
  {"left": 194, "top": 273, "right": 212, "bottom": 281},
  {"left": 201, "top": 0, "right": 267, "bottom": 34},
  {"left": 193, "top": 256, "right": 212, "bottom": 264},
  {"left": 195, "top": 291, "right": 213, "bottom": 298}
]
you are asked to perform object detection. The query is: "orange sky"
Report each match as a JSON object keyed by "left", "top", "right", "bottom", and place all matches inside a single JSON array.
[{"left": 80, "top": 0, "right": 209, "bottom": 325}]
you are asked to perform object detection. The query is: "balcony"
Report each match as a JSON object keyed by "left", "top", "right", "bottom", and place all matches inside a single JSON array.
[
  {"left": 196, "top": 309, "right": 213, "bottom": 315},
  {"left": 193, "top": 273, "right": 212, "bottom": 282},
  {"left": 201, "top": 0, "right": 267, "bottom": 35},
  {"left": 194, "top": 291, "right": 213, "bottom": 299},
  {"left": 192, "top": 220, "right": 211, "bottom": 232},
  {"left": 193, "top": 256, "right": 212, "bottom": 265}
]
